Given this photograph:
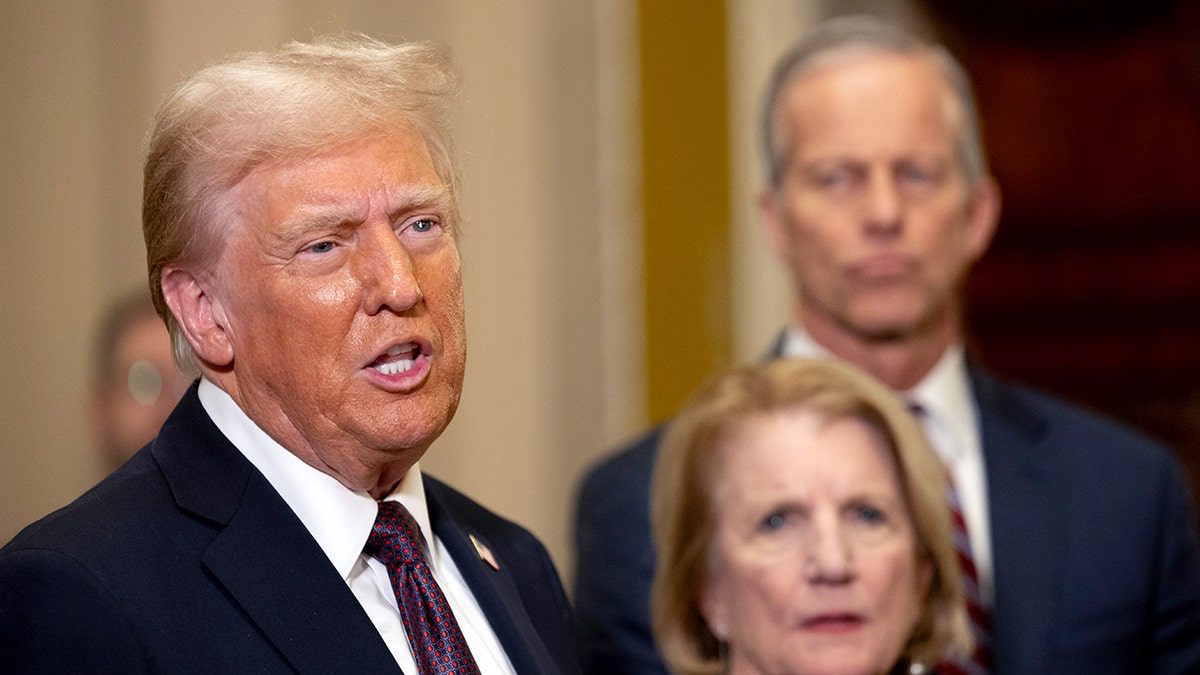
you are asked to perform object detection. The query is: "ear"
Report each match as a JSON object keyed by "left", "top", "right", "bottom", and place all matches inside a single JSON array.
[
  {"left": 698, "top": 571, "right": 731, "bottom": 642},
  {"left": 918, "top": 554, "right": 935, "bottom": 600},
  {"left": 758, "top": 187, "right": 792, "bottom": 267},
  {"left": 964, "top": 176, "right": 1001, "bottom": 262},
  {"left": 160, "top": 266, "right": 234, "bottom": 368}
]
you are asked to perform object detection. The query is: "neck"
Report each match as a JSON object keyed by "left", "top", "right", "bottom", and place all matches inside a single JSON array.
[
  {"left": 797, "top": 307, "right": 959, "bottom": 391},
  {"left": 202, "top": 368, "right": 421, "bottom": 501}
]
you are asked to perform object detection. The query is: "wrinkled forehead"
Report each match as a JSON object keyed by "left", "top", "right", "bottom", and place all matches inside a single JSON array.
[
  {"left": 195, "top": 122, "right": 455, "bottom": 246},
  {"left": 217, "top": 115, "right": 443, "bottom": 189},
  {"left": 704, "top": 405, "right": 900, "bottom": 491}
]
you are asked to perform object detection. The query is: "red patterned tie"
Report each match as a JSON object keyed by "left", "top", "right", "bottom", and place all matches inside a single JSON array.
[
  {"left": 906, "top": 401, "right": 991, "bottom": 674},
  {"left": 938, "top": 471, "right": 992, "bottom": 675},
  {"left": 364, "top": 501, "right": 481, "bottom": 675}
]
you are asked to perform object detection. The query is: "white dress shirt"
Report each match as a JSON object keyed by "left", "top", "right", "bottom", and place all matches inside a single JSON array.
[
  {"left": 781, "top": 329, "right": 995, "bottom": 606},
  {"left": 198, "top": 378, "right": 517, "bottom": 673}
]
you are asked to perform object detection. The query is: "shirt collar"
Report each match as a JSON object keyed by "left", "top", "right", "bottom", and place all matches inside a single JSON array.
[
  {"left": 781, "top": 326, "right": 977, "bottom": 460},
  {"left": 780, "top": 326, "right": 831, "bottom": 360},
  {"left": 196, "top": 378, "right": 437, "bottom": 578},
  {"left": 902, "top": 344, "right": 977, "bottom": 462}
]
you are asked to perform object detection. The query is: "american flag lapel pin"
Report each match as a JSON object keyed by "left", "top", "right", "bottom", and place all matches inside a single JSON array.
[{"left": 470, "top": 534, "right": 500, "bottom": 571}]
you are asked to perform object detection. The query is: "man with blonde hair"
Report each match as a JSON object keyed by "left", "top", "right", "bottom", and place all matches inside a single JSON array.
[
  {"left": 574, "top": 15, "right": 1200, "bottom": 674},
  {"left": 1, "top": 36, "right": 579, "bottom": 674}
]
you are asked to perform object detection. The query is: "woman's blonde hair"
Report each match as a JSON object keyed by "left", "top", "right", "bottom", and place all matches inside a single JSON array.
[{"left": 650, "top": 357, "right": 972, "bottom": 674}]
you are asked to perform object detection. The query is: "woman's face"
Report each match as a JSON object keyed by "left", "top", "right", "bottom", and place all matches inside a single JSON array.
[{"left": 701, "top": 409, "right": 931, "bottom": 675}]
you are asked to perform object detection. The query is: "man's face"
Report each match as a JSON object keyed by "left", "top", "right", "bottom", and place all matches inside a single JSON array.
[
  {"left": 204, "top": 125, "right": 465, "bottom": 487},
  {"left": 91, "top": 313, "right": 190, "bottom": 470},
  {"left": 762, "top": 53, "right": 996, "bottom": 345}
]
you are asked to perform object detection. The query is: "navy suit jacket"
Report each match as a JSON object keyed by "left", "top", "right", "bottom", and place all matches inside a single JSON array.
[
  {"left": 0, "top": 386, "right": 580, "bottom": 674},
  {"left": 573, "top": 359, "right": 1200, "bottom": 674}
]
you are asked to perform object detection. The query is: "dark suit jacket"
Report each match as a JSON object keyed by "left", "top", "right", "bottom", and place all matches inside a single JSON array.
[
  {"left": 0, "top": 385, "right": 580, "bottom": 674},
  {"left": 573, "top": 360, "right": 1200, "bottom": 674}
]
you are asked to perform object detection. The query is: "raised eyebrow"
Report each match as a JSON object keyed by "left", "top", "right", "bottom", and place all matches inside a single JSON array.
[
  {"left": 387, "top": 185, "right": 454, "bottom": 221},
  {"left": 843, "top": 491, "right": 903, "bottom": 510},
  {"left": 275, "top": 207, "right": 363, "bottom": 244},
  {"left": 757, "top": 499, "right": 808, "bottom": 517}
]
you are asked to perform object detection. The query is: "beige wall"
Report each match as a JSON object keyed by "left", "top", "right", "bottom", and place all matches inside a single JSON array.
[{"left": 0, "top": 0, "right": 643, "bottom": 580}]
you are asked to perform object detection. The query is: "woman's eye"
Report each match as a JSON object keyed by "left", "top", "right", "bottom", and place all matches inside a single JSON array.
[
  {"left": 762, "top": 512, "right": 788, "bottom": 531},
  {"left": 853, "top": 505, "right": 886, "bottom": 525}
]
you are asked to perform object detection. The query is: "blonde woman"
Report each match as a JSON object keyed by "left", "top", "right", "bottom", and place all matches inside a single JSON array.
[{"left": 652, "top": 358, "right": 971, "bottom": 675}]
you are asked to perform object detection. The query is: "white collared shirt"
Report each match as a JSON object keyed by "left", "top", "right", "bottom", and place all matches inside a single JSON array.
[
  {"left": 198, "top": 379, "right": 517, "bottom": 673},
  {"left": 781, "top": 329, "right": 995, "bottom": 606}
]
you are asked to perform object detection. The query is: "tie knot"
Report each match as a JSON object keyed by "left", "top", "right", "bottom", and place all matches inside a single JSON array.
[
  {"left": 905, "top": 398, "right": 926, "bottom": 418},
  {"left": 365, "top": 501, "right": 424, "bottom": 566}
]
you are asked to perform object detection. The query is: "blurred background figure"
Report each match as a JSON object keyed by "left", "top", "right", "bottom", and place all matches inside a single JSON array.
[
  {"left": 576, "top": 14, "right": 1200, "bottom": 675},
  {"left": 651, "top": 358, "right": 971, "bottom": 675},
  {"left": 87, "top": 291, "right": 191, "bottom": 473}
]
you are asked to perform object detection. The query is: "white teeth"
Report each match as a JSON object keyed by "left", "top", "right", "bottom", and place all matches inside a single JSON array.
[
  {"left": 373, "top": 342, "right": 419, "bottom": 375},
  {"left": 385, "top": 343, "right": 417, "bottom": 357},
  {"left": 375, "top": 359, "right": 416, "bottom": 375}
]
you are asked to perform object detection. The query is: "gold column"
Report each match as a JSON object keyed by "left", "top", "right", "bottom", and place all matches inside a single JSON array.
[{"left": 639, "top": 2, "right": 732, "bottom": 423}]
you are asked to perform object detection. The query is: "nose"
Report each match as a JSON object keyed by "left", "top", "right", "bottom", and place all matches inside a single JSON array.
[
  {"left": 863, "top": 168, "right": 902, "bottom": 237},
  {"left": 357, "top": 223, "right": 423, "bottom": 315},
  {"left": 804, "top": 513, "right": 854, "bottom": 584}
]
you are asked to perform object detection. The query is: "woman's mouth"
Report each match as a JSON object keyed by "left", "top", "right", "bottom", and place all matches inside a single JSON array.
[{"left": 801, "top": 613, "right": 865, "bottom": 633}]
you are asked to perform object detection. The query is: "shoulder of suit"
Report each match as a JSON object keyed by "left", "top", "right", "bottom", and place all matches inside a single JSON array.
[
  {"left": 422, "top": 474, "right": 533, "bottom": 537},
  {"left": 972, "top": 366, "right": 1175, "bottom": 465}
]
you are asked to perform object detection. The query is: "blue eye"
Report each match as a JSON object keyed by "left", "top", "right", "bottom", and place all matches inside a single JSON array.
[
  {"left": 896, "top": 160, "right": 945, "bottom": 187},
  {"left": 854, "top": 505, "right": 885, "bottom": 524},
  {"left": 899, "top": 167, "right": 932, "bottom": 183},
  {"left": 817, "top": 169, "right": 852, "bottom": 188},
  {"left": 411, "top": 218, "right": 436, "bottom": 233},
  {"left": 763, "top": 512, "right": 787, "bottom": 531},
  {"left": 308, "top": 241, "right": 335, "bottom": 254}
]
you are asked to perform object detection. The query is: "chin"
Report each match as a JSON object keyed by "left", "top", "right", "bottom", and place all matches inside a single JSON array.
[
  {"left": 380, "top": 418, "right": 450, "bottom": 451},
  {"left": 844, "top": 304, "right": 929, "bottom": 341},
  {"left": 794, "top": 654, "right": 884, "bottom": 675},
  {"left": 362, "top": 409, "right": 453, "bottom": 453},
  {"left": 846, "top": 319, "right": 920, "bottom": 343}
]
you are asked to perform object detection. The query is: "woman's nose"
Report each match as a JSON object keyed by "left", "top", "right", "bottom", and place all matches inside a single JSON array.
[{"left": 804, "top": 516, "right": 854, "bottom": 584}]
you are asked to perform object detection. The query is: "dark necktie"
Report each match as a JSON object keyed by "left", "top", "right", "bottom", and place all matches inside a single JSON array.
[
  {"left": 907, "top": 401, "right": 992, "bottom": 674},
  {"left": 364, "top": 501, "right": 482, "bottom": 675}
]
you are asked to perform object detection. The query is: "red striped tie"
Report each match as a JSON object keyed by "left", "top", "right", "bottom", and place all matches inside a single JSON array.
[
  {"left": 906, "top": 401, "right": 991, "bottom": 674},
  {"left": 364, "top": 501, "right": 482, "bottom": 675},
  {"left": 938, "top": 471, "right": 992, "bottom": 675}
]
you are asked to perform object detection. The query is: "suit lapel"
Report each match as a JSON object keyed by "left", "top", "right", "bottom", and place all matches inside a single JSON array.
[
  {"left": 154, "top": 388, "right": 401, "bottom": 674},
  {"left": 970, "top": 367, "right": 1068, "bottom": 674},
  {"left": 425, "top": 481, "right": 561, "bottom": 675}
]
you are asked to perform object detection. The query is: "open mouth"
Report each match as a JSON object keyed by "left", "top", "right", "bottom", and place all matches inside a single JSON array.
[{"left": 370, "top": 342, "right": 422, "bottom": 376}]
